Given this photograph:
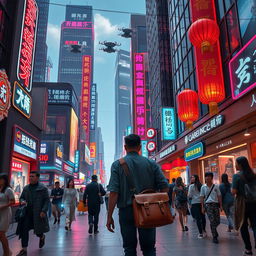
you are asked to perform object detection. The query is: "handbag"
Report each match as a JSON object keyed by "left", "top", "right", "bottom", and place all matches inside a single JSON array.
[
  {"left": 15, "top": 205, "right": 27, "bottom": 222},
  {"left": 98, "top": 184, "right": 104, "bottom": 204},
  {"left": 119, "top": 158, "right": 173, "bottom": 228}
]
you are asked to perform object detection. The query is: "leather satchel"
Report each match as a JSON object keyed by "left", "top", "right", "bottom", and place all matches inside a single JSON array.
[{"left": 119, "top": 158, "right": 173, "bottom": 228}]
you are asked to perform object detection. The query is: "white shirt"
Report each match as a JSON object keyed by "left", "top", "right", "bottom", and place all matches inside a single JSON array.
[
  {"left": 188, "top": 184, "right": 201, "bottom": 204},
  {"left": 200, "top": 184, "right": 221, "bottom": 204}
]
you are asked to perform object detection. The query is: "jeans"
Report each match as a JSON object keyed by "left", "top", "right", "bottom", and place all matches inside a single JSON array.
[
  {"left": 88, "top": 208, "right": 100, "bottom": 231},
  {"left": 119, "top": 206, "right": 156, "bottom": 256},
  {"left": 240, "top": 203, "right": 256, "bottom": 251},
  {"left": 21, "top": 214, "right": 43, "bottom": 248},
  {"left": 191, "top": 203, "right": 206, "bottom": 234},
  {"left": 205, "top": 203, "right": 220, "bottom": 238},
  {"left": 223, "top": 204, "right": 234, "bottom": 230}
]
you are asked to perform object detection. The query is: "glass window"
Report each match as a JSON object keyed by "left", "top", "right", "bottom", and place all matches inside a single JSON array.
[
  {"left": 217, "top": 0, "right": 225, "bottom": 20},
  {"left": 219, "top": 21, "right": 229, "bottom": 61},
  {"left": 224, "top": 0, "right": 233, "bottom": 11}
]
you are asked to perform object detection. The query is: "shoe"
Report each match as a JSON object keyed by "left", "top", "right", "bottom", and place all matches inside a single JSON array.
[
  {"left": 184, "top": 226, "right": 189, "bottom": 231},
  {"left": 39, "top": 234, "right": 45, "bottom": 248},
  {"left": 16, "top": 250, "right": 27, "bottom": 256},
  {"left": 212, "top": 237, "right": 219, "bottom": 244},
  {"left": 57, "top": 219, "right": 60, "bottom": 224},
  {"left": 94, "top": 230, "right": 99, "bottom": 234},
  {"left": 65, "top": 226, "right": 68, "bottom": 231},
  {"left": 88, "top": 224, "right": 93, "bottom": 234},
  {"left": 243, "top": 251, "right": 253, "bottom": 255},
  {"left": 54, "top": 218, "right": 57, "bottom": 224},
  {"left": 198, "top": 234, "right": 204, "bottom": 239}
]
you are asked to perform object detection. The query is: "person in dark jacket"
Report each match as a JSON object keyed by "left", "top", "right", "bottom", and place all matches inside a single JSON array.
[
  {"left": 16, "top": 171, "right": 50, "bottom": 256},
  {"left": 83, "top": 175, "right": 106, "bottom": 234}
]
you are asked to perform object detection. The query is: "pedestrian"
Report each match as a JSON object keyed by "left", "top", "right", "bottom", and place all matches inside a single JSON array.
[
  {"left": 51, "top": 181, "right": 64, "bottom": 224},
  {"left": 188, "top": 175, "right": 206, "bottom": 238},
  {"left": 47, "top": 185, "right": 52, "bottom": 219},
  {"left": 77, "top": 187, "right": 87, "bottom": 215},
  {"left": 105, "top": 185, "right": 110, "bottom": 211},
  {"left": 168, "top": 178, "right": 176, "bottom": 217},
  {"left": 232, "top": 156, "right": 256, "bottom": 256},
  {"left": 0, "top": 174, "right": 15, "bottom": 256},
  {"left": 106, "top": 134, "right": 169, "bottom": 256},
  {"left": 16, "top": 171, "right": 50, "bottom": 256},
  {"left": 219, "top": 173, "right": 235, "bottom": 233},
  {"left": 83, "top": 175, "right": 106, "bottom": 234},
  {"left": 172, "top": 177, "right": 189, "bottom": 231},
  {"left": 62, "top": 179, "right": 78, "bottom": 231},
  {"left": 200, "top": 172, "right": 223, "bottom": 244}
]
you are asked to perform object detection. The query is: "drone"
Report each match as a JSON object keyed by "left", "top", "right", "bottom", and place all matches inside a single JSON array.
[
  {"left": 118, "top": 28, "right": 132, "bottom": 38},
  {"left": 69, "top": 44, "right": 84, "bottom": 53},
  {"left": 99, "top": 41, "right": 121, "bottom": 53}
]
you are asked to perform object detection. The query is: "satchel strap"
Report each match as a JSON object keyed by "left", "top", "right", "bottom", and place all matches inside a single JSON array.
[
  {"left": 204, "top": 184, "right": 215, "bottom": 203},
  {"left": 119, "top": 158, "right": 137, "bottom": 194}
]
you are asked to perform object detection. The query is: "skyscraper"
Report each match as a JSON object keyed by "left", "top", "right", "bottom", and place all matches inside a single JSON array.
[
  {"left": 33, "top": 0, "right": 50, "bottom": 82},
  {"left": 58, "top": 5, "right": 94, "bottom": 97},
  {"left": 114, "top": 50, "right": 132, "bottom": 160}
]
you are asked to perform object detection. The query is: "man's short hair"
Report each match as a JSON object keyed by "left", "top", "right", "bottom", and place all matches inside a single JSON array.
[
  {"left": 92, "top": 175, "right": 98, "bottom": 180},
  {"left": 30, "top": 171, "right": 40, "bottom": 178},
  {"left": 205, "top": 172, "right": 213, "bottom": 178},
  {"left": 172, "top": 178, "right": 176, "bottom": 183},
  {"left": 125, "top": 134, "right": 141, "bottom": 148},
  {"left": 55, "top": 181, "right": 60, "bottom": 185}
]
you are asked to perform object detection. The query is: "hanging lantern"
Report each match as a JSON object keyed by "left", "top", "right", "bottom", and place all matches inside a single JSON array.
[
  {"left": 188, "top": 18, "right": 220, "bottom": 52},
  {"left": 162, "top": 163, "right": 172, "bottom": 171},
  {"left": 177, "top": 89, "right": 199, "bottom": 129}
]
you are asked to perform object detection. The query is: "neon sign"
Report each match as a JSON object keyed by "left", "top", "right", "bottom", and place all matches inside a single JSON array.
[
  {"left": 81, "top": 55, "right": 92, "bottom": 145},
  {"left": 17, "top": 0, "right": 38, "bottom": 92},
  {"left": 0, "top": 69, "right": 11, "bottom": 121},
  {"left": 90, "top": 84, "right": 96, "bottom": 130},
  {"left": 61, "top": 21, "right": 93, "bottom": 29},
  {"left": 134, "top": 53, "right": 147, "bottom": 139},
  {"left": 161, "top": 108, "right": 177, "bottom": 141}
]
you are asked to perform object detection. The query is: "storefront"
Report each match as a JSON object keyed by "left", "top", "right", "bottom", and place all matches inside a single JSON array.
[{"left": 10, "top": 126, "right": 39, "bottom": 201}]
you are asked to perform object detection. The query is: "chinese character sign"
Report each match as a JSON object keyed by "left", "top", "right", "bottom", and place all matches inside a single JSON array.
[
  {"left": 13, "top": 82, "right": 32, "bottom": 118},
  {"left": 161, "top": 108, "right": 177, "bottom": 141},
  {"left": 62, "top": 21, "right": 93, "bottom": 30},
  {"left": 134, "top": 53, "right": 147, "bottom": 139},
  {"left": 229, "top": 35, "right": 256, "bottom": 100},
  {"left": 90, "top": 84, "right": 97, "bottom": 130},
  {"left": 74, "top": 150, "right": 80, "bottom": 173},
  {"left": 48, "top": 89, "right": 72, "bottom": 104},
  {"left": 0, "top": 69, "right": 11, "bottom": 121},
  {"left": 81, "top": 55, "right": 92, "bottom": 145},
  {"left": 90, "top": 142, "right": 96, "bottom": 159},
  {"left": 17, "top": 0, "right": 38, "bottom": 92}
]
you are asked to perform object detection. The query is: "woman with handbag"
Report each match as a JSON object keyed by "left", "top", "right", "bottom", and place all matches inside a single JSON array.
[
  {"left": 232, "top": 156, "right": 256, "bottom": 256},
  {"left": 62, "top": 179, "right": 78, "bottom": 231},
  {"left": 0, "top": 174, "right": 15, "bottom": 256},
  {"left": 219, "top": 173, "right": 235, "bottom": 233},
  {"left": 172, "top": 177, "right": 189, "bottom": 231}
]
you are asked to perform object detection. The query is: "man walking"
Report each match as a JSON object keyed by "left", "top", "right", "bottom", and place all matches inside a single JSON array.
[
  {"left": 168, "top": 178, "right": 176, "bottom": 217},
  {"left": 83, "top": 175, "right": 106, "bottom": 234},
  {"left": 200, "top": 172, "right": 222, "bottom": 244},
  {"left": 16, "top": 171, "right": 50, "bottom": 256},
  {"left": 106, "top": 134, "right": 169, "bottom": 256},
  {"left": 51, "top": 181, "right": 64, "bottom": 224}
]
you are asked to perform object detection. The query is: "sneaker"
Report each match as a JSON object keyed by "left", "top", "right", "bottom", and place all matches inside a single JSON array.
[
  {"left": 198, "top": 234, "right": 204, "bottom": 239},
  {"left": 39, "top": 234, "right": 45, "bottom": 248},
  {"left": 94, "top": 230, "right": 99, "bottom": 234},
  {"left": 88, "top": 224, "right": 93, "bottom": 234},
  {"left": 212, "top": 237, "right": 219, "bottom": 244},
  {"left": 184, "top": 226, "right": 189, "bottom": 231},
  {"left": 54, "top": 218, "right": 57, "bottom": 224},
  {"left": 243, "top": 250, "right": 253, "bottom": 255},
  {"left": 16, "top": 250, "right": 27, "bottom": 256}
]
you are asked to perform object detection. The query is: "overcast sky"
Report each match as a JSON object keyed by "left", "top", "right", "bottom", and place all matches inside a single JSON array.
[{"left": 46, "top": 0, "right": 146, "bottom": 180}]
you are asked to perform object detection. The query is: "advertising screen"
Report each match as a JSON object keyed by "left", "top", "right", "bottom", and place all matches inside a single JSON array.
[{"left": 69, "top": 109, "right": 78, "bottom": 163}]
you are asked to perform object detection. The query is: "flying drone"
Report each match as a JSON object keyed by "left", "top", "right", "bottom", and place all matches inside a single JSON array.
[
  {"left": 99, "top": 41, "right": 121, "bottom": 53},
  {"left": 118, "top": 28, "right": 132, "bottom": 38}
]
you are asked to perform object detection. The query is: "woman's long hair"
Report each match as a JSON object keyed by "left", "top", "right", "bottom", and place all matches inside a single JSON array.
[
  {"left": 67, "top": 178, "right": 75, "bottom": 188},
  {"left": 221, "top": 173, "right": 230, "bottom": 187},
  {"left": 193, "top": 175, "right": 202, "bottom": 192},
  {"left": 236, "top": 156, "right": 256, "bottom": 182},
  {"left": 0, "top": 174, "right": 10, "bottom": 193},
  {"left": 176, "top": 177, "right": 184, "bottom": 187}
]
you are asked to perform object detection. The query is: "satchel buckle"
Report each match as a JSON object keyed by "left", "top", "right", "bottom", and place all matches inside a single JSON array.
[
  {"left": 143, "top": 202, "right": 150, "bottom": 216},
  {"left": 158, "top": 201, "right": 165, "bottom": 214}
]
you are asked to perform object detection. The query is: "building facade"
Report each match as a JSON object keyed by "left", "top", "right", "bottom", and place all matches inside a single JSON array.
[
  {"left": 145, "top": 0, "right": 173, "bottom": 151},
  {"left": 58, "top": 5, "right": 94, "bottom": 97},
  {"left": 114, "top": 50, "right": 132, "bottom": 160},
  {"left": 154, "top": 0, "right": 256, "bottom": 185},
  {"left": 33, "top": 0, "right": 50, "bottom": 82}
]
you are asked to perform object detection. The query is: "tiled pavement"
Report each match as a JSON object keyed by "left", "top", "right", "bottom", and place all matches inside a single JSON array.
[{"left": 1, "top": 206, "right": 248, "bottom": 256}]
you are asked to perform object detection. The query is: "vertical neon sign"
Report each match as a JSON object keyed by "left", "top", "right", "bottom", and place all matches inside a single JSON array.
[
  {"left": 17, "top": 0, "right": 38, "bottom": 92},
  {"left": 134, "top": 53, "right": 146, "bottom": 139},
  {"left": 81, "top": 55, "right": 92, "bottom": 146}
]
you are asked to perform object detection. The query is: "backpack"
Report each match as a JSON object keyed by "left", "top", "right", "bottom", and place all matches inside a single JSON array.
[{"left": 176, "top": 187, "right": 187, "bottom": 203}]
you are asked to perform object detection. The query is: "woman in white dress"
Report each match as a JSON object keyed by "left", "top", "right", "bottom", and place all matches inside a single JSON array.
[
  {"left": 0, "top": 174, "right": 15, "bottom": 256},
  {"left": 62, "top": 179, "right": 78, "bottom": 231}
]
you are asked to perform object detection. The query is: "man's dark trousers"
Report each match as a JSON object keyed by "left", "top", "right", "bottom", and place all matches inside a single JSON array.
[
  {"left": 88, "top": 206, "right": 100, "bottom": 231},
  {"left": 119, "top": 206, "right": 156, "bottom": 256}
]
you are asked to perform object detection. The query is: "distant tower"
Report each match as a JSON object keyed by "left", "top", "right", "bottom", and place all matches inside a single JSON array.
[{"left": 45, "top": 56, "right": 53, "bottom": 82}]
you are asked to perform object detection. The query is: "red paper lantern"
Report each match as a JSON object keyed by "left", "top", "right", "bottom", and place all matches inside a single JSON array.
[
  {"left": 172, "top": 158, "right": 187, "bottom": 168},
  {"left": 162, "top": 163, "right": 172, "bottom": 171},
  {"left": 177, "top": 89, "right": 199, "bottom": 129},
  {"left": 188, "top": 18, "right": 220, "bottom": 52}
]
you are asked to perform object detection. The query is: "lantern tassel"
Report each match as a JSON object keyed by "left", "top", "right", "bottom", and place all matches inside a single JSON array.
[
  {"left": 201, "top": 41, "right": 211, "bottom": 53},
  {"left": 186, "top": 120, "right": 193, "bottom": 130},
  {"left": 209, "top": 102, "right": 218, "bottom": 116}
]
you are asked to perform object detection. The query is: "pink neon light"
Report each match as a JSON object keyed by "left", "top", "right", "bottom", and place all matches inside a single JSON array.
[
  {"left": 65, "top": 40, "right": 78, "bottom": 45},
  {"left": 229, "top": 34, "right": 256, "bottom": 100},
  {"left": 61, "top": 21, "right": 93, "bottom": 30}
]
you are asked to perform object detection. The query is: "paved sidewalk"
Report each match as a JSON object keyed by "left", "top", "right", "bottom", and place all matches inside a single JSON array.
[{"left": 1, "top": 207, "right": 247, "bottom": 256}]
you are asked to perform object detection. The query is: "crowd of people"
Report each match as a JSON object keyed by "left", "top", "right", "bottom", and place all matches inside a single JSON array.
[{"left": 0, "top": 134, "right": 256, "bottom": 256}]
